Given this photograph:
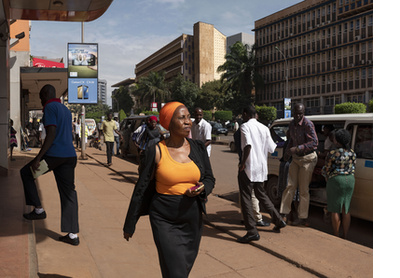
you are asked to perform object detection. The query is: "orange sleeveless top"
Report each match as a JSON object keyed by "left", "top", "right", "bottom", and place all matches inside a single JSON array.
[{"left": 155, "top": 141, "right": 201, "bottom": 195}]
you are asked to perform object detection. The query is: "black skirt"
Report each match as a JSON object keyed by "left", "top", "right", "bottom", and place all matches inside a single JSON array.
[{"left": 149, "top": 193, "right": 203, "bottom": 278}]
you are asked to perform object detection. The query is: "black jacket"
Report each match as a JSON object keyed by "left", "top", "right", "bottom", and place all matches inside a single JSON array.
[{"left": 123, "top": 138, "right": 215, "bottom": 235}]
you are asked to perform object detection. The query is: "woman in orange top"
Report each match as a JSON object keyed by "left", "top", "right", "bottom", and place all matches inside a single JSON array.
[{"left": 124, "top": 102, "right": 215, "bottom": 278}]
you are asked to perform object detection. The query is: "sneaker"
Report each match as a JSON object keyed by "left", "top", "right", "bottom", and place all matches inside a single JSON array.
[
  {"left": 59, "top": 234, "right": 80, "bottom": 246},
  {"left": 23, "top": 210, "right": 47, "bottom": 220}
]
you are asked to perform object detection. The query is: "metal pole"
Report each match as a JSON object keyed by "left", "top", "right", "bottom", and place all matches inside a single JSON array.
[{"left": 80, "top": 22, "right": 87, "bottom": 159}]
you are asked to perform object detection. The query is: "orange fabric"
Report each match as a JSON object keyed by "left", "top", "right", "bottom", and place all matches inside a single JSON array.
[
  {"left": 159, "top": 101, "right": 184, "bottom": 130},
  {"left": 156, "top": 141, "right": 201, "bottom": 195}
]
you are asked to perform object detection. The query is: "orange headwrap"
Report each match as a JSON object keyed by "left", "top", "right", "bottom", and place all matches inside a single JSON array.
[{"left": 159, "top": 101, "right": 184, "bottom": 130}]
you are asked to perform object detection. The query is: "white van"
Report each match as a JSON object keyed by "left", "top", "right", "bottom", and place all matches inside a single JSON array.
[{"left": 266, "top": 113, "right": 373, "bottom": 222}]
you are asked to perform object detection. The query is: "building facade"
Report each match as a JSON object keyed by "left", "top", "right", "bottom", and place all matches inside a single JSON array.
[
  {"left": 135, "top": 22, "right": 226, "bottom": 87},
  {"left": 98, "top": 79, "right": 107, "bottom": 105},
  {"left": 254, "top": 0, "right": 373, "bottom": 116},
  {"left": 227, "top": 32, "right": 255, "bottom": 53}
]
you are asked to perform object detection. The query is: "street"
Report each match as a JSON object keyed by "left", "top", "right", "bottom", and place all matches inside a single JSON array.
[
  {"left": 209, "top": 143, "right": 373, "bottom": 249},
  {"left": 120, "top": 141, "right": 372, "bottom": 249}
]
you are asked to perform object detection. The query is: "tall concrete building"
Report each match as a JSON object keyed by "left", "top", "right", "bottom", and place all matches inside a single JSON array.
[
  {"left": 227, "top": 32, "right": 255, "bottom": 53},
  {"left": 135, "top": 22, "right": 226, "bottom": 87},
  {"left": 98, "top": 79, "right": 108, "bottom": 106},
  {"left": 254, "top": 0, "right": 373, "bottom": 116}
]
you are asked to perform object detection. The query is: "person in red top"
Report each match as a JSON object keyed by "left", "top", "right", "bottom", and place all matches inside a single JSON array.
[{"left": 279, "top": 103, "right": 318, "bottom": 226}]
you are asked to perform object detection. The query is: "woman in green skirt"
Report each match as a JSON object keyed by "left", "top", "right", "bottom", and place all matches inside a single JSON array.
[{"left": 322, "top": 129, "right": 356, "bottom": 239}]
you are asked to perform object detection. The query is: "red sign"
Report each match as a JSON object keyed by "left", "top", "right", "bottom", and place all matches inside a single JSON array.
[{"left": 32, "top": 58, "right": 64, "bottom": 68}]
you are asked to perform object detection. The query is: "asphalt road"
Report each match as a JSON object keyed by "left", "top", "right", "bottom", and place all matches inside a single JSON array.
[
  {"left": 209, "top": 143, "right": 373, "bottom": 249},
  {"left": 118, "top": 140, "right": 372, "bottom": 248}
]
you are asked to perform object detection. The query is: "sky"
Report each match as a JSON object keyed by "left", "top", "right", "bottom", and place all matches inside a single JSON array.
[{"left": 29, "top": 0, "right": 301, "bottom": 104}]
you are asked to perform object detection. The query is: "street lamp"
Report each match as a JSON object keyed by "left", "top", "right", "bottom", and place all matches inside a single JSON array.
[{"left": 275, "top": 46, "right": 288, "bottom": 99}]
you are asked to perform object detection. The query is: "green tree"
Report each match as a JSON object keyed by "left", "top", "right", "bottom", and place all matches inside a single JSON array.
[
  {"left": 169, "top": 75, "right": 201, "bottom": 112},
  {"left": 85, "top": 103, "right": 111, "bottom": 122},
  {"left": 196, "top": 80, "right": 226, "bottom": 110},
  {"left": 255, "top": 105, "right": 277, "bottom": 125},
  {"left": 334, "top": 102, "right": 366, "bottom": 114},
  {"left": 113, "top": 86, "right": 134, "bottom": 116},
  {"left": 217, "top": 42, "right": 263, "bottom": 111},
  {"left": 132, "top": 71, "right": 170, "bottom": 107},
  {"left": 368, "top": 99, "right": 373, "bottom": 113},
  {"left": 119, "top": 109, "right": 127, "bottom": 122}
]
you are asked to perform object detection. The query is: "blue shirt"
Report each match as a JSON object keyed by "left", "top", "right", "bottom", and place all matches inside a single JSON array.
[{"left": 43, "top": 99, "right": 76, "bottom": 157}]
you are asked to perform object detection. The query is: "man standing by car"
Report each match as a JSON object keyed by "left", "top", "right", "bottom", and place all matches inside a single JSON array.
[
  {"left": 280, "top": 103, "right": 318, "bottom": 226},
  {"left": 191, "top": 107, "right": 212, "bottom": 156}
]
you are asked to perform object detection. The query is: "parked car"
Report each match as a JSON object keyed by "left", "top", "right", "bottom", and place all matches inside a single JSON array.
[{"left": 212, "top": 122, "right": 228, "bottom": 136}]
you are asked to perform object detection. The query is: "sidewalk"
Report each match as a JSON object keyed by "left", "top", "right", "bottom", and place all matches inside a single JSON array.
[{"left": 0, "top": 146, "right": 373, "bottom": 278}]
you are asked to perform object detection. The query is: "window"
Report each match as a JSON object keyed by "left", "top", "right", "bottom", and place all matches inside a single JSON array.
[{"left": 354, "top": 124, "right": 373, "bottom": 159}]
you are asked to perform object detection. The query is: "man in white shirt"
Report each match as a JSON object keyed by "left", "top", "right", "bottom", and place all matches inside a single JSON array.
[
  {"left": 191, "top": 107, "right": 212, "bottom": 156},
  {"left": 237, "top": 105, "right": 286, "bottom": 243}
]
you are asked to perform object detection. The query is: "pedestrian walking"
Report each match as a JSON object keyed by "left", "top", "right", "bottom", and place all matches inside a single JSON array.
[
  {"left": 279, "top": 103, "right": 318, "bottom": 226},
  {"left": 233, "top": 127, "right": 270, "bottom": 227},
  {"left": 124, "top": 101, "right": 215, "bottom": 278},
  {"left": 9, "top": 119, "right": 17, "bottom": 161},
  {"left": 322, "top": 129, "right": 356, "bottom": 239},
  {"left": 237, "top": 105, "right": 286, "bottom": 243},
  {"left": 191, "top": 107, "right": 212, "bottom": 156},
  {"left": 113, "top": 117, "right": 120, "bottom": 155},
  {"left": 20, "top": 84, "right": 79, "bottom": 246},
  {"left": 100, "top": 112, "right": 121, "bottom": 166}
]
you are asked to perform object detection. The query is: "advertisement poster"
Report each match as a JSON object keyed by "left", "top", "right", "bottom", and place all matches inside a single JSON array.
[
  {"left": 67, "top": 43, "right": 98, "bottom": 104},
  {"left": 284, "top": 98, "right": 292, "bottom": 118}
]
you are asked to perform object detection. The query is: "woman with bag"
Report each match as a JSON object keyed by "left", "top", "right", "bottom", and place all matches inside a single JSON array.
[
  {"left": 123, "top": 101, "right": 215, "bottom": 278},
  {"left": 322, "top": 129, "right": 356, "bottom": 239}
]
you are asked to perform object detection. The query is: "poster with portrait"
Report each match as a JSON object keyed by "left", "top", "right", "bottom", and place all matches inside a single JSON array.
[{"left": 67, "top": 43, "right": 98, "bottom": 104}]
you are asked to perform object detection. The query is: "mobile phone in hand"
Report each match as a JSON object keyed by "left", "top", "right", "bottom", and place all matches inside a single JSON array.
[{"left": 191, "top": 183, "right": 204, "bottom": 193}]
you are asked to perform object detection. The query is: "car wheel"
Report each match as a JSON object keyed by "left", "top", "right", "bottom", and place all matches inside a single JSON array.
[{"left": 264, "top": 176, "right": 281, "bottom": 207}]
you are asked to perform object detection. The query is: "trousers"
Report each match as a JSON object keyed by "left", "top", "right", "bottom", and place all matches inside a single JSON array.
[
  {"left": 20, "top": 156, "right": 79, "bottom": 233},
  {"left": 105, "top": 141, "right": 114, "bottom": 164},
  {"left": 238, "top": 170, "right": 282, "bottom": 235},
  {"left": 280, "top": 152, "right": 318, "bottom": 219}
]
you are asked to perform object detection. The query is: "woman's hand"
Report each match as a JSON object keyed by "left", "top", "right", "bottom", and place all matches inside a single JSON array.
[
  {"left": 124, "top": 232, "right": 132, "bottom": 241},
  {"left": 185, "top": 182, "right": 204, "bottom": 197}
]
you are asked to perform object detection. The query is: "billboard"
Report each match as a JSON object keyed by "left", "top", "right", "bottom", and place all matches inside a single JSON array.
[
  {"left": 67, "top": 43, "right": 98, "bottom": 104},
  {"left": 284, "top": 98, "right": 292, "bottom": 118}
]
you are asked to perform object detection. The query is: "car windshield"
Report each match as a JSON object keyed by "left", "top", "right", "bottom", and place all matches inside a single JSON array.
[{"left": 214, "top": 123, "right": 223, "bottom": 128}]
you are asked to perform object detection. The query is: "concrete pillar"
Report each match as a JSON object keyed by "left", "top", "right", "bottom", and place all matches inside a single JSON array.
[{"left": 0, "top": 28, "right": 10, "bottom": 175}]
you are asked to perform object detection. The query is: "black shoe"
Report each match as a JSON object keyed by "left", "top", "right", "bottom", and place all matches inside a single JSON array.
[
  {"left": 272, "top": 220, "right": 287, "bottom": 233},
  {"left": 59, "top": 234, "right": 80, "bottom": 246},
  {"left": 256, "top": 220, "right": 271, "bottom": 227},
  {"left": 237, "top": 233, "right": 260, "bottom": 243},
  {"left": 23, "top": 210, "right": 47, "bottom": 220},
  {"left": 290, "top": 218, "right": 310, "bottom": 227}
]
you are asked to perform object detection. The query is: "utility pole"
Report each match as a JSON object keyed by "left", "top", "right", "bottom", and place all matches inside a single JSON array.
[{"left": 80, "top": 21, "right": 87, "bottom": 160}]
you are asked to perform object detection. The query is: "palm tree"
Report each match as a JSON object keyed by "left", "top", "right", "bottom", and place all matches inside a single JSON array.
[
  {"left": 133, "top": 71, "right": 170, "bottom": 105},
  {"left": 217, "top": 42, "right": 263, "bottom": 103}
]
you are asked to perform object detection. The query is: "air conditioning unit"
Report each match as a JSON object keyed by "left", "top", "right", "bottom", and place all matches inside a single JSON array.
[
  {"left": 367, "top": 60, "right": 372, "bottom": 64},
  {"left": 351, "top": 63, "right": 355, "bottom": 67},
  {"left": 326, "top": 44, "right": 330, "bottom": 48},
  {"left": 361, "top": 60, "right": 365, "bottom": 64},
  {"left": 328, "top": 20, "right": 331, "bottom": 23},
  {"left": 322, "top": 22, "right": 325, "bottom": 26},
  {"left": 355, "top": 35, "right": 361, "bottom": 40},
  {"left": 333, "top": 66, "right": 338, "bottom": 70}
]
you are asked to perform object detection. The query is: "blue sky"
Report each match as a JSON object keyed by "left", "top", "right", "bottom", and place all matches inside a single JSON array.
[{"left": 30, "top": 0, "right": 301, "bottom": 98}]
